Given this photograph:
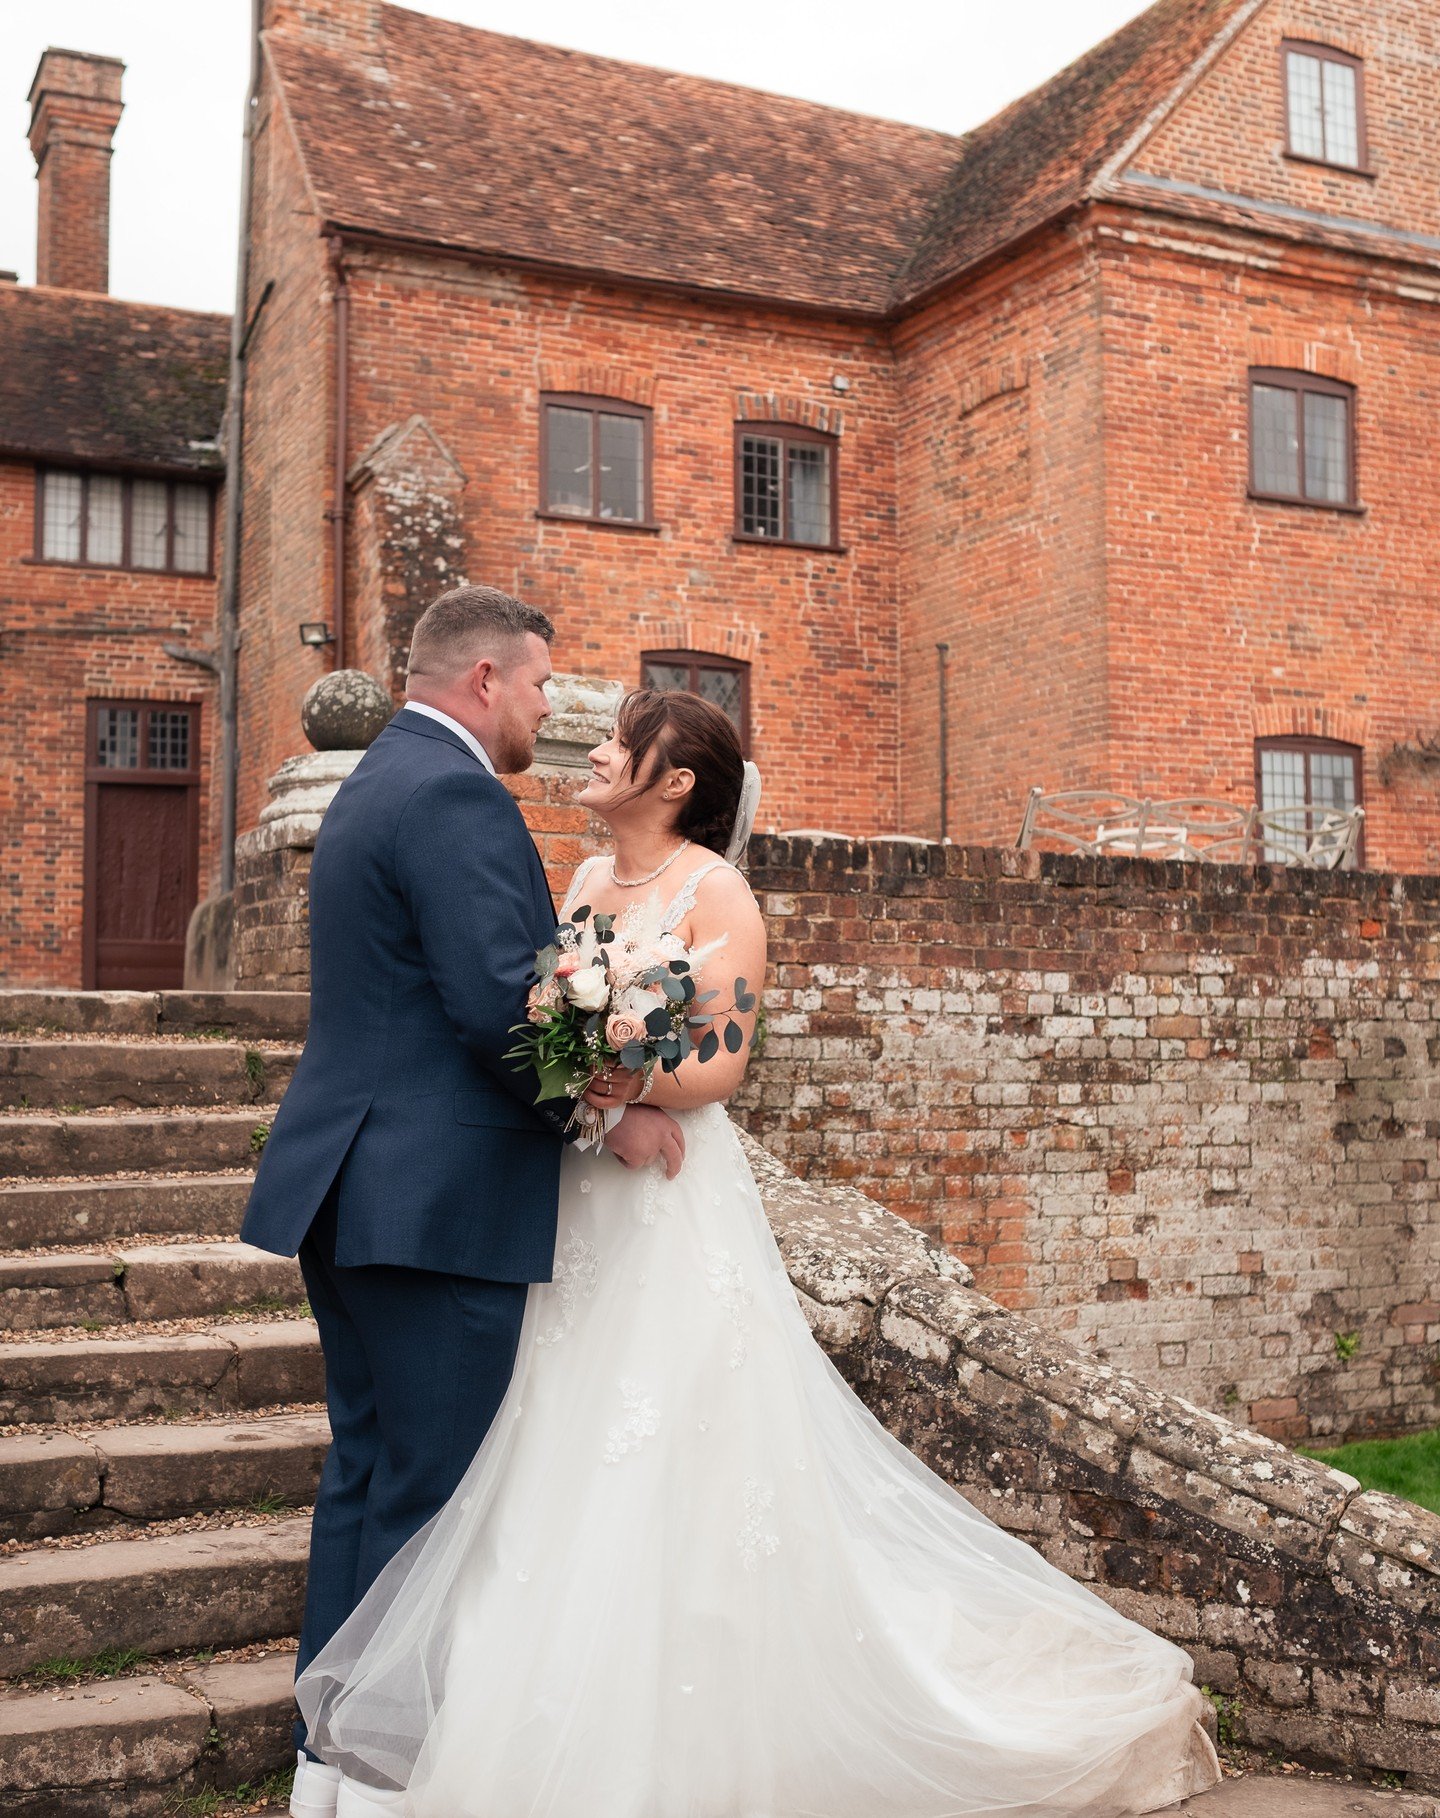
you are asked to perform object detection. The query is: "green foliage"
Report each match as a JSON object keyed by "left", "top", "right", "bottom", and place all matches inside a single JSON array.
[
  {"left": 243, "top": 1050, "right": 266, "bottom": 1098},
  {"left": 249, "top": 1123, "right": 270, "bottom": 1154},
  {"left": 1333, "top": 1330, "right": 1361, "bottom": 1361},
  {"left": 29, "top": 1647, "right": 146, "bottom": 1686},
  {"left": 247, "top": 1491, "right": 290, "bottom": 1515},
  {"left": 167, "top": 1769, "right": 295, "bottom": 1818},
  {"left": 1200, "top": 1686, "right": 1239, "bottom": 1749},
  {"left": 1302, "top": 1425, "right": 1440, "bottom": 1516}
]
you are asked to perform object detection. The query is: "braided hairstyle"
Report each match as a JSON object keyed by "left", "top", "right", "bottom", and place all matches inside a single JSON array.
[{"left": 614, "top": 688, "right": 744, "bottom": 856}]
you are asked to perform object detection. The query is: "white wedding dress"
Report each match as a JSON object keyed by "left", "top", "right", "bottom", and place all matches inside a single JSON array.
[{"left": 297, "top": 866, "right": 1220, "bottom": 1818}]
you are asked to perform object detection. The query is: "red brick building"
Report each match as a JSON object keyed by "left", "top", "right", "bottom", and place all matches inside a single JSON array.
[
  {"left": 234, "top": 0, "right": 1440, "bottom": 870},
  {"left": 0, "top": 52, "right": 228, "bottom": 988},
  {"left": 10, "top": 0, "right": 1440, "bottom": 988}
]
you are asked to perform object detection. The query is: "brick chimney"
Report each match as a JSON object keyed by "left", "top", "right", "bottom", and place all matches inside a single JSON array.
[{"left": 27, "top": 49, "right": 125, "bottom": 294}]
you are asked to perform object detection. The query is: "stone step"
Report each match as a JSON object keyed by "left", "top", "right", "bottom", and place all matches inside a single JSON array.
[
  {"left": 0, "top": 1648, "right": 296, "bottom": 1816},
  {"left": 0, "top": 989, "right": 309, "bottom": 1042},
  {"left": 0, "top": 1040, "right": 300, "bottom": 1111},
  {"left": 0, "top": 1174, "right": 252, "bottom": 1250},
  {"left": 0, "top": 1109, "right": 274, "bottom": 1180},
  {"left": 0, "top": 1516, "right": 310, "bottom": 1676},
  {"left": 0, "top": 1242, "right": 305, "bottom": 1335},
  {"left": 0, "top": 1320, "right": 322, "bottom": 1426},
  {"left": 0, "top": 1411, "right": 331, "bottom": 1540}
]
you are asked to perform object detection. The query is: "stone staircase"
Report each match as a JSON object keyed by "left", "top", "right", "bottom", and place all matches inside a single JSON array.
[{"left": 0, "top": 990, "right": 319, "bottom": 1816}]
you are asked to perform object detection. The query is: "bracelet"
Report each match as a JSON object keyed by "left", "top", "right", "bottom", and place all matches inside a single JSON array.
[{"left": 637, "top": 1067, "right": 658, "bottom": 1104}]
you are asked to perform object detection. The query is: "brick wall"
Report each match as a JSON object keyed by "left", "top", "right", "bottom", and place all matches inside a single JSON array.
[
  {"left": 733, "top": 835, "right": 1440, "bottom": 1445},
  {"left": 0, "top": 459, "right": 219, "bottom": 986},
  {"left": 894, "top": 229, "right": 1110, "bottom": 846},
  {"left": 233, "top": 71, "right": 337, "bottom": 842}
]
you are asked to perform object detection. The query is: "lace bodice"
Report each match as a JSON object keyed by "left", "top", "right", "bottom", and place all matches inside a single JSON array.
[{"left": 561, "top": 853, "right": 737, "bottom": 935}]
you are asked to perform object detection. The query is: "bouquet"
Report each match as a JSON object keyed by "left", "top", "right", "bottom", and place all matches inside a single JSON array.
[{"left": 505, "top": 897, "right": 757, "bottom": 1145}]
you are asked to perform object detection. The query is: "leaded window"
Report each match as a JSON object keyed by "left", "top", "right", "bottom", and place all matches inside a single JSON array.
[
  {"left": 539, "top": 395, "right": 651, "bottom": 525},
  {"left": 1284, "top": 41, "right": 1365, "bottom": 171},
  {"left": 641, "top": 651, "right": 751, "bottom": 755},
  {"left": 1249, "top": 370, "right": 1356, "bottom": 509},
  {"left": 36, "top": 469, "right": 215, "bottom": 573},
  {"left": 1256, "top": 737, "right": 1363, "bottom": 865},
  {"left": 734, "top": 424, "right": 837, "bottom": 548}
]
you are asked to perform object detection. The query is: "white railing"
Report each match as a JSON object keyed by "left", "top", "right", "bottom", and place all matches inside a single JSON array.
[{"left": 1015, "top": 788, "right": 1364, "bottom": 869}]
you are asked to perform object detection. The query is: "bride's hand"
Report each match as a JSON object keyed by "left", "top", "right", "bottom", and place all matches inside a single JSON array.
[
  {"left": 582, "top": 1065, "right": 645, "bottom": 1109},
  {"left": 604, "top": 1105, "right": 685, "bottom": 1178}
]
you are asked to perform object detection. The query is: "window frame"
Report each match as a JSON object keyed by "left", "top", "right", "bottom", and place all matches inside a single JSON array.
[
  {"left": 1247, "top": 368, "right": 1361, "bottom": 513},
  {"left": 1280, "top": 39, "right": 1371, "bottom": 175},
  {"left": 641, "top": 649, "right": 752, "bottom": 757},
  {"left": 33, "top": 468, "right": 217, "bottom": 576},
  {"left": 536, "top": 393, "right": 657, "bottom": 531},
  {"left": 732, "top": 421, "right": 842, "bottom": 552},
  {"left": 1254, "top": 734, "right": 1365, "bottom": 868}
]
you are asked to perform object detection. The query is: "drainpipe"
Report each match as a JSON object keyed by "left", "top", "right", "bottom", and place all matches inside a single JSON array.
[
  {"left": 215, "top": 0, "right": 264, "bottom": 895},
  {"left": 328, "top": 233, "right": 349, "bottom": 671},
  {"left": 936, "top": 641, "right": 951, "bottom": 843}
]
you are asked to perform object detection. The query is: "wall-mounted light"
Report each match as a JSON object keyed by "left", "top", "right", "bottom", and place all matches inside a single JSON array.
[
  {"left": 298, "top": 621, "right": 335, "bottom": 648},
  {"left": 831, "top": 374, "right": 850, "bottom": 394}
]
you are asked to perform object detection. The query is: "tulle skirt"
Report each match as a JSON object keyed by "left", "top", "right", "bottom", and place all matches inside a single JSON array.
[{"left": 298, "top": 1105, "right": 1219, "bottom": 1816}]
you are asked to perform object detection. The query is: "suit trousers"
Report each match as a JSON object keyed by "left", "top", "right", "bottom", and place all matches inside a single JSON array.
[{"left": 293, "top": 1185, "right": 529, "bottom": 1752}]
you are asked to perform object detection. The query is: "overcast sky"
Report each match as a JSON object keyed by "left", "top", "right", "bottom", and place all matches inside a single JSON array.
[{"left": 2, "top": 0, "right": 1153, "bottom": 313}]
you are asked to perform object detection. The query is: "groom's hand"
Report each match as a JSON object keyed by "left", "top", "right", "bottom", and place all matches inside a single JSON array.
[
  {"left": 605, "top": 1105, "right": 685, "bottom": 1179},
  {"left": 581, "top": 1065, "right": 645, "bottom": 1110}
]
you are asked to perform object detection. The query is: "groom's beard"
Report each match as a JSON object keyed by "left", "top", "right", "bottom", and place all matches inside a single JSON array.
[{"left": 491, "top": 703, "right": 542, "bottom": 775}]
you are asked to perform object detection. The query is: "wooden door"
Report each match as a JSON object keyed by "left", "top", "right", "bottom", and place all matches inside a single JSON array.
[{"left": 84, "top": 702, "right": 200, "bottom": 989}]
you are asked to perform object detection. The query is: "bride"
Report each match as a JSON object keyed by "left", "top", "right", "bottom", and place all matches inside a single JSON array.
[{"left": 296, "top": 688, "right": 1221, "bottom": 1817}]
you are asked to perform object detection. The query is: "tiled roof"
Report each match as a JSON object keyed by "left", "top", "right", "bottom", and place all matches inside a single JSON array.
[
  {"left": 891, "top": 0, "right": 1254, "bottom": 306},
  {"left": 0, "top": 287, "right": 228, "bottom": 473},
  {"left": 266, "top": 11, "right": 962, "bottom": 315},
  {"left": 269, "top": 0, "right": 1254, "bottom": 318}
]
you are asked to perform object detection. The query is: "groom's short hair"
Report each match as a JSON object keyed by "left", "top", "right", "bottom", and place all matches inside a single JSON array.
[{"left": 408, "top": 585, "right": 554, "bottom": 680}]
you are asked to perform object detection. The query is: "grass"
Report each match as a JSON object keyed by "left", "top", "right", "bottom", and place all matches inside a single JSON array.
[
  {"left": 169, "top": 1766, "right": 295, "bottom": 1817},
  {"left": 28, "top": 1646, "right": 146, "bottom": 1686},
  {"left": 243, "top": 1050, "right": 266, "bottom": 1099},
  {"left": 246, "top": 1491, "right": 290, "bottom": 1515},
  {"left": 1302, "top": 1425, "right": 1440, "bottom": 1516}
]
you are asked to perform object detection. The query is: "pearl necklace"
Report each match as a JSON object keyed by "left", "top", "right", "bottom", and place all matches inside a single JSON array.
[{"left": 610, "top": 840, "right": 691, "bottom": 889}]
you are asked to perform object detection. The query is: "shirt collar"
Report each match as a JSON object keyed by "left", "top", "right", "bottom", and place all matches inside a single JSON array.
[{"left": 403, "top": 702, "right": 496, "bottom": 774}]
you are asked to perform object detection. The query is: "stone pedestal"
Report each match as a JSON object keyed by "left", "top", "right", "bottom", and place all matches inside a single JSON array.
[{"left": 232, "top": 751, "right": 364, "bottom": 990}]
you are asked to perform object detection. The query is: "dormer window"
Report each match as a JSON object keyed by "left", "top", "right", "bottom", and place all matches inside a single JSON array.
[{"left": 1283, "top": 42, "right": 1366, "bottom": 172}]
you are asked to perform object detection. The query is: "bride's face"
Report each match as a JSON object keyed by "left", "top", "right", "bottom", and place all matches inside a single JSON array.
[{"left": 578, "top": 730, "right": 684, "bottom": 829}]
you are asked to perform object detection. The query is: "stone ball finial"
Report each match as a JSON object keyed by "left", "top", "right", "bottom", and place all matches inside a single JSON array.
[{"left": 301, "top": 669, "right": 394, "bottom": 751}]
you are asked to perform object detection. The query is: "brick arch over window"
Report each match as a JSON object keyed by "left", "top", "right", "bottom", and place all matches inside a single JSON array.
[
  {"left": 1245, "top": 337, "right": 1359, "bottom": 387},
  {"left": 1252, "top": 704, "right": 1369, "bottom": 749},
  {"left": 536, "top": 363, "right": 656, "bottom": 408},
  {"left": 734, "top": 392, "right": 844, "bottom": 437},
  {"left": 640, "top": 619, "right": 761, "bottom": 665}
]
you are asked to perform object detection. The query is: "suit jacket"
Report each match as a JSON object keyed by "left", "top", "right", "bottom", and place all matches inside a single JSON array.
[{"left": 240, "top": 708, "right": 569, "bottom": 1282}]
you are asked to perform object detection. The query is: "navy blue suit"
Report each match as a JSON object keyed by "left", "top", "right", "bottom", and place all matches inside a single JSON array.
[{"left": 240, "top": 707, "right": 569, "bottom": 1749}]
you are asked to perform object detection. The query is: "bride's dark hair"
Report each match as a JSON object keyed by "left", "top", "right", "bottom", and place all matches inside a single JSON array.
[{"left": 615, "top": 688, "right": 745, "bottom": 856}]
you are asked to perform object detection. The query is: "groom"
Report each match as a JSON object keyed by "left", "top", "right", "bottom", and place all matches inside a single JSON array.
[{"left": 241, "top": 584, "right": 683, "bottom": 1817}]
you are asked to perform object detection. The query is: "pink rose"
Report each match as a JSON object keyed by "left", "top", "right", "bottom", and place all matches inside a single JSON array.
[
  {"left": 606, "top": 1011, "right": 648, "bottom": 1049},
  {"left": 554, "top": 953, "right": 581, "bottom": 978}
]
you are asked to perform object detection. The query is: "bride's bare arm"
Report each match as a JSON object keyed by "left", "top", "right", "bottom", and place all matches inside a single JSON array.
[{"left": 640, "top": 867, "right": 766, "bottom": 1112}]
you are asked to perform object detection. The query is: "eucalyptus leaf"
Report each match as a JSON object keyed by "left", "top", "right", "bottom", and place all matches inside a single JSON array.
[
  {"left": 661, "top": 976, "right": 687, "bottom": 1002},
  {"left": 572, "top": 905, "right": 591, "bottom": 923},
  {"left": 723, "top": 1021, "right": 744, "bottom": 1054},
  {"left": 619, "top": 1043, "right": 647, "bottom": 1070},
  {"left": 698, "top": 1028, "right": 720, "bottom": 1063},
  {"left": 645, "top": 1006, "right": 672, "bottom": 1037},
  {"left": 668, "top": 959, "right": 690, "bottom": 974}
]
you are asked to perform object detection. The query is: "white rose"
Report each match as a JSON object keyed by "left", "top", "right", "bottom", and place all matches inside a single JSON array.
[
  {"left": 616, "top": 984, "right": 666, "bottom": 1020},
  {"left": 565, "top": 965, "right": 610, "bottom": 1012}
]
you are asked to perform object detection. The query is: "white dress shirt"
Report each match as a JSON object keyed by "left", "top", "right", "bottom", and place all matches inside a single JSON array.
[{"left": 403, "top": 702, "right": 496, "bottom": 774}]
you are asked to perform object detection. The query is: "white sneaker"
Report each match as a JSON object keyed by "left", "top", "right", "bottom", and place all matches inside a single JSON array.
[
  {"left": 336, "top": 1774, "right": 408, "bottom": 1816},
  {"left": 290, "top": 1751, "right": 343, "bottom": 1818}
]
